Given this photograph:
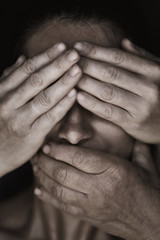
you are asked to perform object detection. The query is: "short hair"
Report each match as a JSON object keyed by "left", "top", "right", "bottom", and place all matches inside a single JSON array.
[
  {"left": 19, "top": 12, "right": 129, "bottom": 56},
  {"left": 14, "top": 1, "right": 135, "bottom": 57}
]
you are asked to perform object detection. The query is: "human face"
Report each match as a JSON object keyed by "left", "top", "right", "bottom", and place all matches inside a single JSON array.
[{"left": 25, "top": 19, "right": 134, "bottom": 158}]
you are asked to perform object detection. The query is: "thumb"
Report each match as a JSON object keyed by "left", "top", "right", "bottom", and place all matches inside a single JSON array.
[
  {"left": 132, "top": 141, "right": 158, "bottom": 174},
  {"left": 121, "top": 38, "right": 160, "bottom": 62}
]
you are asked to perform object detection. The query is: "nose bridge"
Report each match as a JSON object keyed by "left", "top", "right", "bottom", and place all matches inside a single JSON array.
[
  {"left": 58, "top": 105, "right": 92, "bottom": 144},
  {"left": 67, "top": 104, "right": 83, "bottom": 123}
]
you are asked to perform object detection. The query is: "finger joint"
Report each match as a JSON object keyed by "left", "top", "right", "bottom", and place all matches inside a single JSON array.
[
  {"left": 101, "top": 85, "right": 114, "bottom": 101},
  {"left": 24, "top": 58, "right": 37, "bottom": 74},
  {"left": 37, "top": 90, "right": 51, "bottom": 107},
  {"left": 111, "top": 49, "right": 125, "bottom": 65},
  {"left": 55, "top": 167, "right": 67, "bottom": 184},
  {"left": 30, "top": 72, "right": 44, "bottom": 89},
  {"left": 73, "top": 151, "right": 85, "bottom": 168}
]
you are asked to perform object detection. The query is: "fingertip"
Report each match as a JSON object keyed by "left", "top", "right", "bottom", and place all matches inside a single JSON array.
[
  {"left": 42, "top": 144, "right": 51, "bottom": 154},
  {"left": 77, "top": 92, "right": 86, "bottom": 102},
  {"left": 74, "top": 41, "right": 88, "bottom": 54},
  {"left": 121, "top": 38, "right": 134, "bottom": 49},
  {"left": 56, "top": 42, "right": 67, "bottom": 52},
  {"left": 34, "top": 187, "right": 42, "bottom": 196},
  {"left": 67, "top": 88, "right": 77, "bottom": 98},
  {"left": 15, "top": 55, "right": 26, "bottom": 66}
]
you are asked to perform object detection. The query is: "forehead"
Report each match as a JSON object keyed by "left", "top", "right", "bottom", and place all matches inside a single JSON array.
[{"left": 24, "top": 19, "right": 117, "bottom": 57}]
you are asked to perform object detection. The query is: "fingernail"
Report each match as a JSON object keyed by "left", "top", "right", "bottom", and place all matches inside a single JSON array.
[
  {"left": 56, "top": 42, "right": 66, "bottom": 52},
  {"left": 42, "top": 144, "right": 50, "bottom": 154},
  {"left": 67, "top": 88, "right": 76, "bottom": 98},
  {"left": 67, "top": 50, "right": 79, "bottom": 61},
  {"left": 74, "top": 42, "right": 88, "bottom": 53},
  {"left": 69, "top": 65, "right": 80, "bottom": 76},
  {"left": 77, "top": 92, "right": 85, "bottom": 102},
  {"left": 34, "top": 188, "right": 42, "bottom": 196}
]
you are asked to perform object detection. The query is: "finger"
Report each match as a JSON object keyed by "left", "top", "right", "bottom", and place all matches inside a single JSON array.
[
  {"left": 37, "top": 153, "right": 90, "bottom": 193},
  {"left": 77, "top": 91, "right": 131, "bottom": 127},
  {"left": 8, "top": 49, "right": 80, "bottom": 109},
  {"left": 1, "top": 43, "right": 66, "bottom": 94},
  {"left": 78, "top": 58, "right": 153, "bottom": 97},
  {"left": 0, "top": 55, "right": 26, "bottom": 80},
  {"left": 74, "top": 41, "right": 160, "bottom": 77},
  {"left": 122, "top": 39, "right": 160, "bottom": 63},
  {"left": 31, "top": 89, "right": 77, "bottom": 137},
  {"left": 18, "top": 65, "right": 81, "bottom": 124},
  {"left": 34, "top": 187, "right": 84, "bottom": 216},
  {"left": 42, "top": 142, "right": 125, "bottom": 174},
  {"left": 35, "top": 167, "right": 87, "bottom": 206},
  {"left": 78, "top": 75, "right": 141, "bottom": 112},
  {"left": 132, "top": 141, "right": 158, "bottom": 174}
]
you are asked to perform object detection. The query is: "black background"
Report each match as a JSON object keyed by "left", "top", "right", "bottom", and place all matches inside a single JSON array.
[
  {"left": 0, "top": 0, "right": 160, "bottom": 200},
  {"left": 0, "top": 0, "right": 160, "bottom": 72}
]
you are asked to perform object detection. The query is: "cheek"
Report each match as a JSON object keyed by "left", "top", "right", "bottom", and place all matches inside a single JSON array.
[{"left": 91, "top": 119, "right": 134, "bottom": 158}]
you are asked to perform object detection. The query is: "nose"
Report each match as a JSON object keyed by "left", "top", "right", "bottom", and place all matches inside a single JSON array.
[{"left": 58, "top": 105, "right": 92, "bottom": 145}]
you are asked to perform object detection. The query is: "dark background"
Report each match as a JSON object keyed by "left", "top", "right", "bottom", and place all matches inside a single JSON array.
[{"left": 0, "top": 0, "right": 160, "bottom": 200}]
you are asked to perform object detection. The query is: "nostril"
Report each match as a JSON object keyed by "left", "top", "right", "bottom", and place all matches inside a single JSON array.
[
  {"left": 64, "top": 131, "right": 82, "bottom": 145},
  {"left": 58, "top": 129, "right": 91, "bottom": 145}
]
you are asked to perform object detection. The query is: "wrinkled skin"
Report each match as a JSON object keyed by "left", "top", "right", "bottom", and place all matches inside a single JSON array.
[
  {"left": 1, "top": 17, "right": 160, "bottom": 240},
  {"left": 0, "top": 44, "right": 82, "bottom": 176},
  {"left": 32, "top": 141, "right": 160, "bottom": 240}
]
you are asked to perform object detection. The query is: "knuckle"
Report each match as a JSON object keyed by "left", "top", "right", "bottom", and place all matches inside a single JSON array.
[
  {"left": 136, "top": 101, "right": 153, "bottom": 125},
  {"left": 60, "top": 76, "right": 68, "bottom": 87},
  {"left": 101, "top": 85, "right": 114, "bottom": 101},
  {"left": 46, "top": 111, "right": 56, "bottom": 122},
  {"left": 30, "top": 72, "right": 44, "bottom": 89},
  {"left": 152, "top": 62, "right": 160, "bottom": 76},
  {"left": 107, "top": 165, "right": 127, "bottom": 194},
  {"left": 78, "top": 75, "right": 87, "bottom": 88},
  {"left": 149, "top": 84, "right": 160, "bottom": 104},
  {"left": 46, "top": 47, "right": 56, "bottom": 60},
  {"left": 55, "top": 167, "right": 67, "bottom": 183},
  {"left": 8, "top": 119, "right": 19, "bottom": 134},
  {"left": 111, "top": 49, "right": 125, "bottom": 65},
  {"left": 90, "top": 158, "right": 104, "bottom": 173},
  {"left": 73, "top": 151, "right": 85, "bottom": 167},
  {"left": 7, "top": 118, "right": 29, "bottom": 137},
  {"left": 88, "top": 44, "right": 97, "bottom": 56},
  {"left": 24, "top": 58, "right": 36, "bottom": 74},
  {"left": 37, "top": 90, "right": 51, "bottom": 107},
  {"left": 55, "top": 186, "right": 64, "bottom": 199},
  {"left": 81, "top": 60, "right": 89, "bottom": 72},
  {"left": 104, "top": 105, "right": 113, "bottom": 119},
  {"left": 102, "top": 66, "right": 119, "bottom": 81},
  {"left": 88, "top": 97, "right": 97, "bottom": 110},
  {"left": 60, "top": 202, "right": 70, "bottom": 213},
  {"left": 0, "top": 102, "right": 10, "bottom": 119},
  {"left": 2, "top": 68, "right": 10, "bottom": 77},
  {"left": 54, "top": 59, "right": 62, "bottom": 71}
]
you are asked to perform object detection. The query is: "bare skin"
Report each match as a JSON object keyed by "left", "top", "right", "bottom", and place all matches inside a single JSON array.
[
  {"left": 0, "top": 43, "right": 82, "bottom": 176},
  {"left": 1, "top": 17, "right": 160, "bottom": 240},
  {"left": 33, "top": 141, "right": 160, "bottom": 240},
  {"left": 74, "top": 40, "right": 160, "bottom": 144}
]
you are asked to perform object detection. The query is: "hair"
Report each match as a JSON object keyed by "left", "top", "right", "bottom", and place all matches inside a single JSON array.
[
  {"left": 13, "top": 0, "right": 140, "bottom": 58},
  {"left": 18, "top": 13, "right": 129, "bottom": 57}
]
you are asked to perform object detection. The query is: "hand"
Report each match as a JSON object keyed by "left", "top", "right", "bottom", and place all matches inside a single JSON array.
[
  {"left": 33, "top": 142, "right": 160, "bottom": 240},
  {"left": 0, "top": 43, "right": 82, "bottom": 177},
  {"left": 74, "top": 40, "right": 160, "bottom": 144}
]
